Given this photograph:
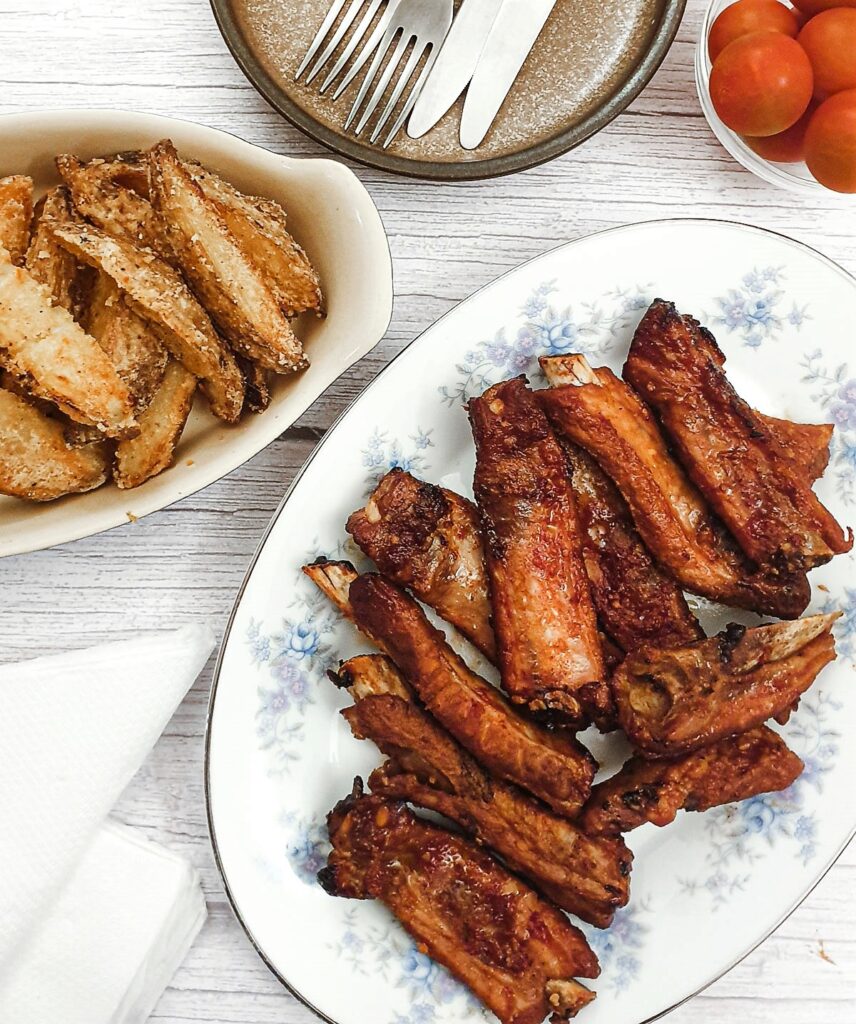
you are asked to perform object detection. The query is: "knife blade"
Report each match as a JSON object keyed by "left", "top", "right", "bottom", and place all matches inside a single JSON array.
[
  {"left": 459, "top": 0, "right": 558, "bottom": 150},
  {"left": 407, "top": 0, "right": 506, "bottom": 139}
]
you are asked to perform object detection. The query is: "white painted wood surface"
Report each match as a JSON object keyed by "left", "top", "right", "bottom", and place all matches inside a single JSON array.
[{"left": 0, "top": 0, "right": 854, "bottom": 1020}]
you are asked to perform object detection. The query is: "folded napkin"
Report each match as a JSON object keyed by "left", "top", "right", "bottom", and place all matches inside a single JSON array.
[{"left": 0, "top": 626, "right": 216, "bottom": 1023}]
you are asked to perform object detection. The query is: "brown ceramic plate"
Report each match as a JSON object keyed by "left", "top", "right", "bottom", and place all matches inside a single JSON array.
[{"left": 211, "top": 0, "right": 686, "bottom": 180}]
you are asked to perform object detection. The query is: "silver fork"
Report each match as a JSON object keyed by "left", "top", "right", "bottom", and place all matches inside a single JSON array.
[{"left": 296, "top": 0, "right": 453, "bottom": 148}]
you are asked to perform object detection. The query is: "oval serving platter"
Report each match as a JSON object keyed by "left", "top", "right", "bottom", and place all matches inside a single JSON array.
[
  {"left": 211, "top": 0, "right": 686, "bottom": 180},
  {"left": 0, "top": 109, "right": 392, "bottom": 558},
  {"left": 207, "top": 219, "right": 856, "bottom": 1024}
]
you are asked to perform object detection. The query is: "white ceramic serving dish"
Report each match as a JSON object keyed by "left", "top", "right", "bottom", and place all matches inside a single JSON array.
[
  {"left": 696, "top": 0, "right": 850, "bottom": 198},
  {"left": 0, "top": 109, "right": 393, "bottom": 557},
  {"left": 207, "top": 219, "right": 856, "bottom": 1024}
]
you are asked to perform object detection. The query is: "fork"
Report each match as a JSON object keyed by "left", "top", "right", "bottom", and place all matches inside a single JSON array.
[{"left": 296, "top": 0, "right": 453, "bottom": 148}]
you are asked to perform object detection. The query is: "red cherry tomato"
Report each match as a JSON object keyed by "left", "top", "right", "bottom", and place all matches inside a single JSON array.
[
  {"left": 709, "top": 0, "right": 800, "bottom": 61},
  {"left": 792, "top": 0, "right": 856, "bottom": 15},
  {"left": 798, "top": 9, "right": 856, "bottom": 98},
  {"left": 744, "top": 102, "right": 816, "bottom": 160},
  {"left": 710, "top": 31, "right": 814, "bottom": 136},
  {"left": 804, "top": 88, "right": 856, "bottom": 191}
]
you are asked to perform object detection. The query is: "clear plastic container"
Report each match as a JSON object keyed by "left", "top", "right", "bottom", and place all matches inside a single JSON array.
[{"left": 695, "top": 0, "right": 849, "bottom": 197}]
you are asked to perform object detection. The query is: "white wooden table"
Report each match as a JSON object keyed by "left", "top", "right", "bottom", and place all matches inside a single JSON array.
[{"left": 1, "top": 1, "right": 854, "bottom": 1020}]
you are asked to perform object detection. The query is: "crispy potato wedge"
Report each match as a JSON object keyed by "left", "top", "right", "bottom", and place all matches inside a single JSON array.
[
  {"left": 0, "top": 367, "right": 59, "bottom": 418},
  {"left": 189, "top": 160, "right": 322, "bottom": 316},
  {"left": 86, "top": 273, "right": 168, "bottom": 409},
  {"left": 65, "top": 273, "right": 170, "bottom": 448},
  {"left": 237, "top": 354, "right": 272, "bottom": 414},
  {"left": 70, "top": 150, "right": 151, "bottom": 197},
  {"left": 50, "top": 220, "right": 243, "bottom": 423},
  {"left": 0, "top": 175, "right": 34, "bottom": 265},
  {"left": 25, "top": 187, "right": 80, "bottom": 313},
  {"left": 0, "top": 246, "right": 137, "bottom": 436},
  {"left": 0, "top": 387, "right": 109, "bottom": 500},
  {"left": 148, "top": 140, "right": 307, "bottom": 374},
  {"left": 56, "top": 153, "right": 164, "bottom": 254},
  {"left": 114, "top": 359, "right": 196, "bottom": 488}
]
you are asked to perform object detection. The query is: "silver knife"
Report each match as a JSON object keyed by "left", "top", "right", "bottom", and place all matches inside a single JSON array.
[
  {"left": 407, "top": 0, "right": 506, "bottom": 139},
  {"left": 460, "top": 0, "right": 558, "bottom": 150}
]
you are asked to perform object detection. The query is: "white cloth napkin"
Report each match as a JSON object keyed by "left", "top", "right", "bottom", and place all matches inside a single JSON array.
[{"left": 0, "top": 625, "right": 216, "bottom": 1023}]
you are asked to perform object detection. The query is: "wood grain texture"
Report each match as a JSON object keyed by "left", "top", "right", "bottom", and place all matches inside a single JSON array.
[{"left": 0, "top": 0, "right": 854, "bottom": 1021}]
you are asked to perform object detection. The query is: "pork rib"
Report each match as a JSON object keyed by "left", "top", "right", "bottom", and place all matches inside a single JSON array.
[
  {"left": 346, "top": 468, "right": 495, "bottom": 659},
  {"left": 468, "top": 377, "right": 608, "bottom": 725},
  {"left": 559, "top": 439, "right": 703, "bottom": 651},
  {"left": 624, "top": 299, "right": 851, "bottom": 570},
  {"left": 578, "top": 725, "right": 803, "bottom": 836},
  {"left": 321, "top": 784, "right": 599, "bottom": 1024},
  {"left": 612, "top": 613, "right": 839, "bottom": 758}
]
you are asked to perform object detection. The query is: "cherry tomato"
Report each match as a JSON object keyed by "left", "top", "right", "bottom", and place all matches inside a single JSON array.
[
  {"left": 798, "top": 9, "right": 856, "bottom": 97},
  {"left": 804, "top": 88, "right": 856, "bottom": 191},
  {"left": 744, "top": 102, "right": 816, "bottom": 159},
  {"left": 709, "top": 0, "right": 800, "bottom": 61},
  {"left": 792, "top": 0, "right": 856, "bottom": 15},
  {"left": 710, "top": 31, "right": 814, "bottom": 136}
]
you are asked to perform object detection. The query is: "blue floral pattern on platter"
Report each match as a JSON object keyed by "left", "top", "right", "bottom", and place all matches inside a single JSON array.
[
  {"left": 247, "top": 539, "right": 351, "bottom": 774},
  {"left": 678, "top": 693, "right": 841, "bottom": 907},
  {"left": 439, "top": 281, "right": 652, "bottom": 406},
  {"left": 801, "top": 350, "right": 856, "bottom": 503},
  {"left": 582, "top": 903, "right": 651, "bottom": 993},
  {"left": 361, "top": 427, "right": 435, "bottom": 493},
  {"left": 709, "top": 266, "right": 810, "bottom": 348}
]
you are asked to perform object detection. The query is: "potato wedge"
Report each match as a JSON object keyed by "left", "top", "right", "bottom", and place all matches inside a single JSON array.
[
  {"left": 0, "top": 367, "right": 58, "bottom": 417},
  {"left": 56, "top": 153, "right": 164, "bottom": 254},
  {"left": 25, "top": 187, "right": 80, "bottom": 313},
  {"left": 65, "top": 273, "right": 171, "bottom": 448},
  {"left": 0, "top": 387, "right": 109, "bottom": 500},
  {"left": 237, "top": 354, "right": 272, "bottom": 414},
  {"left": 188, "top": 160, "right": 322, "bottom": 317},
  {"left": 69, "top": 150, "right": 150, "bottom": 197},
  {"left": 114, "top": 359, "right": 196, "bottom": 489},
  {"left": 148, "top": 140, "right": 307, "bottom": 374},
  {"left": 50, "top": 220, "right": 243, "bottom": 423},
  {"left": 86, "top": 273, "right": 168, "bottom": 409},
  {"left": 0, "top": 175, "right": 34, "bottom": 265},
  {"left": 0, "top": 247, "right": 137, "bottom": 436}
]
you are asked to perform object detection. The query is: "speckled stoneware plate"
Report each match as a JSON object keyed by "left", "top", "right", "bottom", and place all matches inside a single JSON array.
[
  {"left": 207, "top": 220, "right": 856, "bottom": 1024},
  {"left": 211, "top": 0, "right": 686, "bottom": 179},
  {"left": 0, "top": 109, "right": 391, "bottom": 558}
]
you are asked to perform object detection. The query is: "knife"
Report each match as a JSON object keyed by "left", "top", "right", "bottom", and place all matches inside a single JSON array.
[
  {"left": 459, "top": 0, "right": 558, "bottom": 150},
  {"left": 407, "top": 0, "right": 506, "bottom": 139}
]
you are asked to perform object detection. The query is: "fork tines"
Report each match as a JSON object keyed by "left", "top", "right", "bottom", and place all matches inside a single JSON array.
[{"left": 296, "top": 0, "right": 451, "bottom": 148}]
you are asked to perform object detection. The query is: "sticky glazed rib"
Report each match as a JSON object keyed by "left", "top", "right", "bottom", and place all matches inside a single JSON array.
[
  {"left": 613, "top": 613, "right": 839, "bottom": 758},
  {"left": 625, "top": 300, "right": 852, "bottom": 570},
  {"left": 334, "top": 654, "right": 632, "bottom": 928},
  {"left": 558, "top": 439, "right": 703, "bottom": 652},
  {"left": 347, "top": 572, "right": 597, "bottom": 817},
  {"left": 468, "top": 377, "right": 608, "bottom": 725},
  {"left": 346, "top": 468, "right": 496, "bottom": 660},
  {"left": 321, "top": 784, "right": 599, "bottom": 1024},
  {"left": 538, "top": 356, "right": 810, "bottom": 619},
  {"left": 578, "top": 725, "right": 803, "bottom": 837}
]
